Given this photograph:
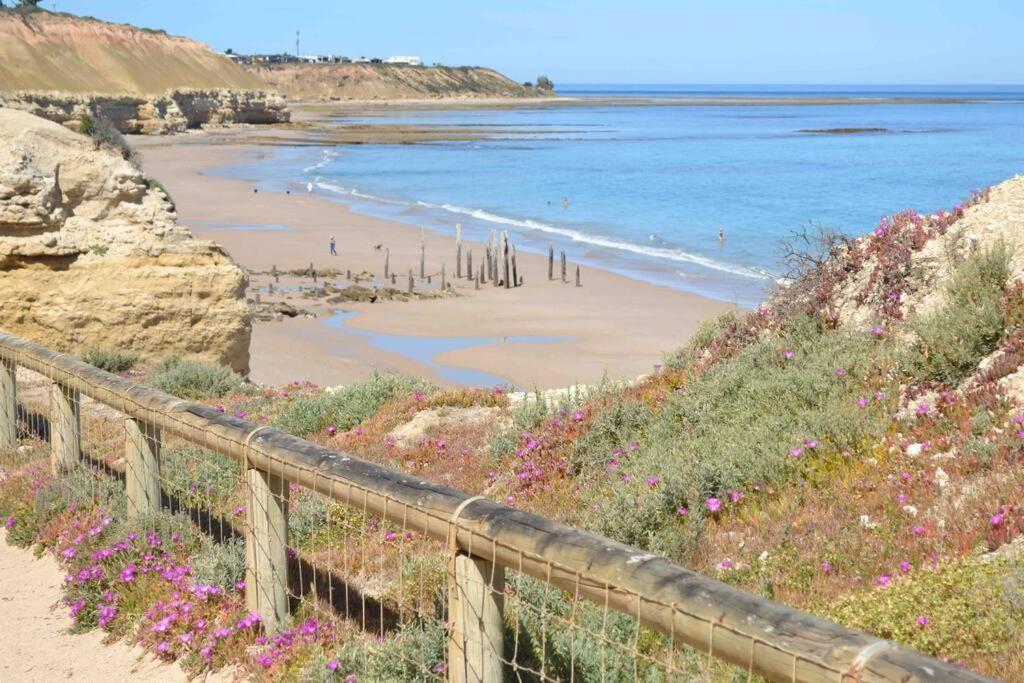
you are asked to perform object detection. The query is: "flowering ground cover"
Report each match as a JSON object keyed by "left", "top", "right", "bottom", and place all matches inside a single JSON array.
[{"left": 2, "top": 188, "right": 1023, "bottom": 679}]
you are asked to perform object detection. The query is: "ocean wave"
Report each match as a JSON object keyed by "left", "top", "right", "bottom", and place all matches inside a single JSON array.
[
  {"left": 315, "top": 181, "right": 773, "bottom": 282},
  {"left": 302, "top": 150, "right": 338, "bottom": 174},
  {"left": 417, "top": 201, "right": 774, "bottom": 281}
]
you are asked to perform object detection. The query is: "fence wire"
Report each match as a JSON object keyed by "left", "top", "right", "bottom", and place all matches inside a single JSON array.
[{"left": 0, "top": 341, "right": 990, "bottom": 683}]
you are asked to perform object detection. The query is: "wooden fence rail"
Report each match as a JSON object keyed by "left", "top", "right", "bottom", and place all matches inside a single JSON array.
[{"left": 0, "top": 331, "right": 992, "bottom": 683}]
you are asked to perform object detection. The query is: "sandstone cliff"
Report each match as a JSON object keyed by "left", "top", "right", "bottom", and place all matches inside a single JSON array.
[
  {"left": 0, "top": 89, "right": 290, "bottom": 135},
  {"left": 245, "top": 63, "right": 547, "bottom": 101},
  {"left": 0, "top": 9, "right": 288, "bottom": 134},
  {"left": 0, "top": 10, "right": 264, "bottom": 94},
  {"left": 0, "top": 109, "right": 251, "bottom": 372}
]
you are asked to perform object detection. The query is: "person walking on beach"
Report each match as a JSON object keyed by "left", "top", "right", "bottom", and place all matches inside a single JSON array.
[{"left": 329, "top": 235, "right": 337, "bottom": 256}]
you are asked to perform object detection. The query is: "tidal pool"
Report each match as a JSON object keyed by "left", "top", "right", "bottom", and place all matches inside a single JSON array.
[{"left": 323, "top": 311, "right": 569, "bottom": 388}]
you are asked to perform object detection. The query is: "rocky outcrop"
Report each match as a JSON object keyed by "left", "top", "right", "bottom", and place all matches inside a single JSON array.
[
  {"left": 0, "top": 109, "right": 251, "bottom": 372},
  {"left": 0, "top": 89, "right": 289, "bottom": 135}
]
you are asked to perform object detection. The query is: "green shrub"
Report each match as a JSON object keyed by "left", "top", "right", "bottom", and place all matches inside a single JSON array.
[
  {"left": 148, "top": 357, "right": 246, "bottom": 400},
  {"left": 578, "top": 313, "right": 899, "bottom": 556},
  {"left": 323, "top": 619, "right": 446, "bottom": 681},
  {"left": 191, "top": 537, "right": 245, "bottom": 589},
  {"left": 81, "top": 347, "right": 139, "bottom": 373},
  {"left": 664, "top": 309, "right": 739, "bottom": 371},
  {"left": 274, "top": 374, "right": 433, "bottom": 436},
  {"left": 160, "top": 444, "right": 239, "bottom": 511},
  {"left": 907, "top": 242, "right": 1011, "bottom": 384},
  {"left": 827, "top": 558, "right": 1024, "bottom": 662}
]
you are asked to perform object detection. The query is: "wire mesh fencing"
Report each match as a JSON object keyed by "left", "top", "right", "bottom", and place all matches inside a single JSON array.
[{"left": 0, "top": 334, "right": 992, "bottom": 683}]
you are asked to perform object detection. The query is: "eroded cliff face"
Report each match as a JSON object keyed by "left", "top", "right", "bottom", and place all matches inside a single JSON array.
[
  {"left": 0, "top": 89, "right": 289, "bottom": 135},
  {"left": 0, "top": 109, "right": 251, "bottom": 372}
]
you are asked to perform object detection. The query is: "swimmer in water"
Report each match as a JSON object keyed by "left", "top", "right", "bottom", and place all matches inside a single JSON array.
[{"left": 718, "top": 228, "right": 726, "bottom": 243}]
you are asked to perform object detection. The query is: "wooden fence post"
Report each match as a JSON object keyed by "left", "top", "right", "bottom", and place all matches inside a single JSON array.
[
  {"left": 50, "top": 382, "right": 80, "bottom": 474},
  {"left": 502, "top": 232, "right": 511, "bottom": 290},
  {"left": 548, "top": 244, "right": 554, "bottom": 280},
  {"left": 560, "top": 252, "right": 567, "bottom": 283},
  {"left": 449, "top": 552, "right": 505, "bottom": 683},
  {"left": 0, "top": 359, "right": 15, "bottom": 449},
  {"left": 576, "top": 265, "right": 581, "bottom": 288},
  {"left": 125, "top": 419, "right": 161, "bottom": 518},
  {"left": 408, "top": 269, "right": 415, "bottom": 294},
  {"left": 466, "top": 249, "right": 473, "bottom": 281},
  {"left": 441, "top": 263, "right": 447, "bottom": 290},
  {"left": 384, "top": 248, "right": 390, "bottom": 279},
  {"left": 245, "top": 467, "right": 290, "bottom": 633}
]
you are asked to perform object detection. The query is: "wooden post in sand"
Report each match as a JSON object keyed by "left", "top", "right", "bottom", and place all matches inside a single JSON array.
[
  {"left": 391, "top": 272, "right": 397, "bottom": 286},
  {"left": 467, "top": 249, "right": 473, "bottom": 281},
  {"left": 548, "top": 244, "right": 554, "bottom": 280},
  {"left": 441, "top": 264, "right": 446, "bottom": 291},
  {"left": 245, "top": 467, "right": 290, "bottom": 633},
  {"left": 576, "top": 266, "right": 581, "bottom": 288},
  {"left": 50, "top": 382, "right": 80, "bottom": 475},
  {"left": 456, "top": 224, "right": 463, "bottom": 279},
  {"left": 560, "top": 252, "right": 567, "bottom": 283},
  {"left": 511, "top": 244, "right": 519, "bottom": 289},
  {"left": 475, "top": 269, "right": 481, "bottom": 290},
  {"left": 384, "top": 248, "right": 390, "bottom": 279},
  {"left": 502, "top": 232, "right": 511, "bottom": 289},
  {"left": 272, "top": 264, "right": 279, "bottom": 283},
  {"left": 408, "top": 269, "right": 414, "bottom": 294},
  {"left": 346, "top": 269, "right": 351, "bottom": 281},
  {"left": 420, "top": 229, "right": 426, "bottom": 279},
  {"left": 484, "top": 246, "right": 491, "bottom": 283}
]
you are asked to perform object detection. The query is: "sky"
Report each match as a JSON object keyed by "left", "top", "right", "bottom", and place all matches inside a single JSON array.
[{"left": 46, "top": 0, "right": 1024, "bottom": 85}]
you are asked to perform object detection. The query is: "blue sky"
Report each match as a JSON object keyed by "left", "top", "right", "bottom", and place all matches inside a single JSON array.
[{"left": 47, "top": 0, "right": 1024, "bottom": 84}]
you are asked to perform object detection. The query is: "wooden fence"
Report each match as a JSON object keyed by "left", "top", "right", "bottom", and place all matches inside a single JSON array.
[{"left": 0, "top": 331, "right": 992, "bottom": 682}]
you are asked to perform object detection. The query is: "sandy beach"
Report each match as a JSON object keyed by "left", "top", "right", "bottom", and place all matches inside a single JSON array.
[{"left": 133, "top": 127, "right": 733, "bottom": 389}]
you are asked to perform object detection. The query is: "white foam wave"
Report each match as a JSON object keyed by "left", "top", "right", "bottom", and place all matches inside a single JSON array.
[
  {"left": 316, "top": 181, "right": 774, "bottom": 282},
  {"left": 302, "top": 150, "right": 338, "bottom": 174},
  {"left": 418, "top": 201, "right": 774, "bottom": 281}
]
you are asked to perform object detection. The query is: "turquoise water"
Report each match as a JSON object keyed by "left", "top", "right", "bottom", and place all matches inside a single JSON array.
[
  {"left": 323, "top": 312, "right": 569, "bottom": 388},
  {"left": 218, "top": 85, "right": 1024, "bottom": 306}
]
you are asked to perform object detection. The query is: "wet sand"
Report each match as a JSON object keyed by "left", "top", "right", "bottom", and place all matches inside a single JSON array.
[{"left": 133, "top": 130, "right": 734, "bottom": 389}]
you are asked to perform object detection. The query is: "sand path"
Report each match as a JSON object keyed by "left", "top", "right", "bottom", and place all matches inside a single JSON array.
[{"left": 0, "top": 530, "right": 197, "bottom": 682}]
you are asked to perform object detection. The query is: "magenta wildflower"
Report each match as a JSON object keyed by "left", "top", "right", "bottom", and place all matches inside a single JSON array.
[
  {"left": 328, "top": 660, "right": 341, "bottom": 671},
  {"left": 857, "top": 397, "right": 868, "bottom": 408},
  {"left": 717, "top": 559, "right": 734, "bottom": 570},
  {"left": 870, "top": 326, "right": 886, "bottom": 337},
  {"left": 917, "top": 615, "right": 929, "bottom": 627},
  {"left": 327, "top": 425, "right": 337, "bottom": 435},
  {"left": 915, "top": 403, "right": 929, "bottom": 416},
  {"left": 913, "top": 525, "right": 926, "bottom": 536},
  {"left": 259, "top": 655, "right": 274, "bottom": 668},
  {"left": 729, "top": 490, "right": 743, "bottom": 503},
  {"left": 990, "top": 513, "right": 1004, "bottom": 527},
  {"left": 234, "top": 411, "right": 247, "bottom": 419},
  {"left": 573, "top": 411, "right": 585, "bottom": 422},
  {"left": 789, "top": 447, "right": 804, "bottom": 458},
  {"left": 646, "top": 476, "right": 660, "bottom": 487},
  {"left": 783, "top": 350, "right": 795, "bottom": 360},
  {"left": 677, "top": 506, "right": 688, "bottom": 517},
  {"left": 820, "top": 561, "right": 832, "bottom": 573},
  {"left": 706, "top": 497, "right": 721, "bottom": 512},
  {"left": 835, "top": 368, "right": 846, "bottom": 377},
  {"left": 899, "top": 561, "right": 912, "bottom": 573},
  {"left": 4, "top": 517, "right": 13, "bottom": 529},
  {"left": 876, "top": 574, "right": 892, "bottom": 587}
]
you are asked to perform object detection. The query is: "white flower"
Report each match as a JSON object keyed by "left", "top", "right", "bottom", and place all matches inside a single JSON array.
[
  {"left": 934, "top": 468, "right": 949, "bottom": 491},
  {"left": 758, "top": 550, "right": 769, "bottom": 563},
  {"left": 906, "top": 443, "right": 923, "bottom": 457},
  {"left": 859, "top": 514, "right": 878, "bottom": 529},
  {"left": 902, "top": 505, "right": 919, "bottom": 517}
]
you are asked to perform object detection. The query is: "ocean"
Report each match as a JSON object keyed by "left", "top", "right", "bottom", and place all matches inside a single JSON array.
[{"left": 222, "top": 85, "right": 1024, "bottom": 307}]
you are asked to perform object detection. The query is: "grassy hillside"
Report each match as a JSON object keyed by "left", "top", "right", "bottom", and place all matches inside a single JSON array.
[
  {"left": 0, "top": 9, "right": 266, "bottom": 94},
  {"left": 2, "top": 177, "right": 1023, "bottom": 679},
  {"left": 245, "top": 62, "right": 546, "bottom": 101}
]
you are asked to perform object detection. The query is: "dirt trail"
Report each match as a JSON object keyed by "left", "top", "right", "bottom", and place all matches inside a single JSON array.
[{"left": 0, "top": 529, "right": 191, "bottom": 682}]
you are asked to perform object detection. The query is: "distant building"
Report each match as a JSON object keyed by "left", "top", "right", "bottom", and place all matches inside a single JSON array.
[
  {"left": 353, "top": 57, "right": 370, "bottom": 63},
  {"left": 383, "top": 55, "right": 422, "bottom": 66}
]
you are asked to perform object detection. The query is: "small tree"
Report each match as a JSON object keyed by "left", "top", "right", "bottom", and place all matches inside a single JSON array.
[
  {"left": 535, "top": 75, "right": 554, "bottom": 91},
  {"left": 522, "top": 81, "right": 533, "bottom": 88}
]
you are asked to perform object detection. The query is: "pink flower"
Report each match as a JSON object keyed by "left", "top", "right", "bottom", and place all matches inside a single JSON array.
[
  {"left": 573, "top": 411, "right": 585, "bottom": 421},
  {"left": 990, "top": 513, "right": 1004, "bottom": 527},
  {"left": 706, "top": 497, "right": 721, "bottom": 512},
  {"left": 917, "top": 615, "right": 929, "bottom": 628},
  {"left": 259, "top": 655, "right": 274, "bottom": 668},
  {"left": 327, "top": 425, "right": 337, "bottom": 435},
  {"left": 820, "top": 561, "right": 832, "bottom": 573},
  {"left": 912, "top": 525, "right": 926, "bottom": 536},
  {"left": 899, "top": 561, "right": 911, "bottom": 573},
  {"left": 328, "top": 660, "right": 341, "bottom": 671},
  {"left": 835, "top": 368, "right": 846, "bottom": 377},
  {"left": 677, "top": 506, "right": 688, "bottom": 517},
  {"left": 717, "top": 559, "right": 734, "bottom": 570},
  {"left": 728, "top": 490, "right": 743, "bottom": 503},
  {"left": 870, "top": 326, "right": 886, "bottom": 337},
  {"left": 4, "top": 517, "right": 13, "bottom": 529},
  {"left": 783, "top": 350, "right": 795, "bottom": 360},
  {"left": 789, "top": 447, "right": 804, "bottom": 458},
  {"left": 876, "top": 574, "right": 892, "bottom": 587},
  {"left": 874, "top": 390, "right": 885, "bottom": 401},
  {"left": 915, "top": 403, "right": 929, "bottom": 416},
  {"left": 857, "top": 397, "right": 868, "bottom": 408},
  {"left": 646, "top": 476, "right": 660, "bottom": 487}
]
